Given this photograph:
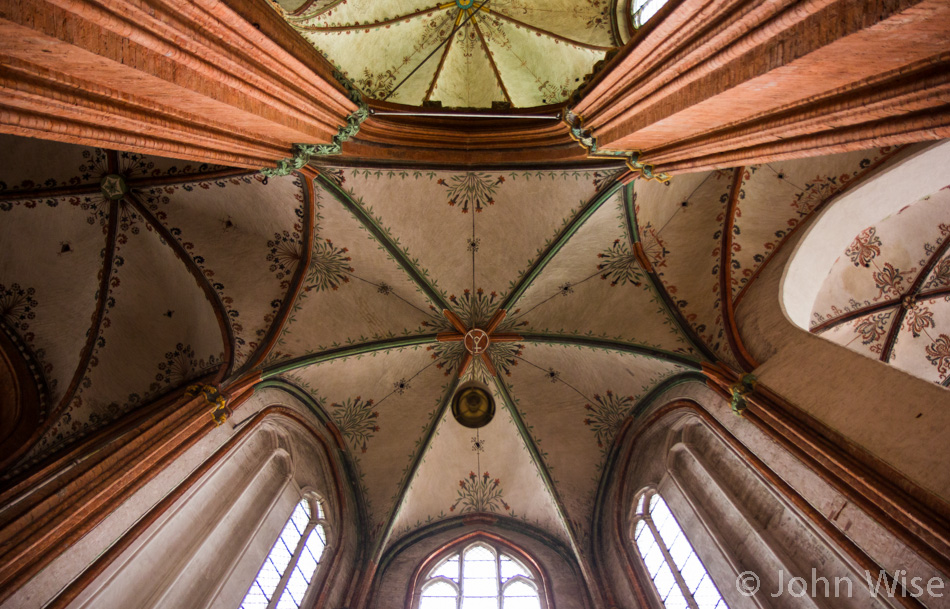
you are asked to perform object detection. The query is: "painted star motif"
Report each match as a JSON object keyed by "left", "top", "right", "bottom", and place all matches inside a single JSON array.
[{"left": 100, "top": 174, "right": 128, "bottom": 200}]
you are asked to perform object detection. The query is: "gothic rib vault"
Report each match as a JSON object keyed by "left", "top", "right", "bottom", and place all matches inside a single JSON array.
[
  {"left": 280, "top": 0, "right": 619, "bottom": 108},
  {"left": 1, "top": 130, "right": 929, "bottom": 579}
]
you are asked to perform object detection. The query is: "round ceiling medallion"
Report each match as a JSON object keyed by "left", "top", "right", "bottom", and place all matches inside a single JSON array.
[
  {"left": 464, "top": 328, "right": 490, "bottom": 355},
  {"left": 100, "top": 174, "right": 128, "bottom": 201},
  {"left": 455, "top": 0, "right": 475, "bottom": 8},
  {"left": 452, "top": 381, "right": 495, "bottom": 429}
]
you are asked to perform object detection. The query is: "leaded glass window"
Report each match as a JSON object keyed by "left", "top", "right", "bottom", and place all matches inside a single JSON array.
[
  {"left": 632, "top": 491, "right": 729, "bottom": 609},
  {"left": 418, "top": 542, "right": 543, "bottom": 609},
  {"left": 241, "top": 497, "right": 329, "bottom": 609},
  {"left": 631, "top": 0, "right": 669, "bottom": 28}
]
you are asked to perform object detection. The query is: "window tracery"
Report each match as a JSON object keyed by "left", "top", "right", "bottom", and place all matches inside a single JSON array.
[
  {"left": 417, "top": 541, "right": 544, "bottom": 609},
  {"left": 241, "top": 495, "right": 329, "bottom": 609},
  {"left": 632, "top": 489, "right": 728, "bottom": 609}
]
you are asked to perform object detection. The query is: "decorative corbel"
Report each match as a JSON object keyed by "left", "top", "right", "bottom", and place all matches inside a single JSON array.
[
  {"left": 728, "top": 374, "right": 758, "bottom": 417},
  {"left": 562, "top": 110, "right": 670, "bottom": 182},
  {"left": 187, "top": 384, "right": 232, "bottom": 426},
  {"left": 260, "top": 72, "right": 370, "bottom": 178}
]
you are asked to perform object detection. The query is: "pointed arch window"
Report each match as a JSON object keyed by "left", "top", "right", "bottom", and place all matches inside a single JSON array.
[
  {"left": 417, "top": 541, "right": 544, "bottom": 609},
  {"left": 632, "top": 490, "right": 729, "bottom": 609},
  {"left": 241, "top": 496, "right": 329, "bottom": 609}
]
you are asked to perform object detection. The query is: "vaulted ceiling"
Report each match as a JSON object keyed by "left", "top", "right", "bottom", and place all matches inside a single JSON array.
[
  {"left": 811, "top": 186, "right": 950, "bottom": 387},
  {"left": 280, "top": 0, "right": 620, "bottom": 108},
  {"left": 0, "top": 133, "right": 934, "bottom": 569}
]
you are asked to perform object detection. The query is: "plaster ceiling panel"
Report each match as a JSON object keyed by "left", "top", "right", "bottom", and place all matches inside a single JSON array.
[
  {"left": 502, "top": 342, "right": 689, "bottom": 543},
  {"left": 732, "top": 147, "right": 898, "bottom": 301},
  {"left": 489, "top": 0, "right": 616, "bottom": 47},
  {"left": 389, "top": 380, "right": 571, "bottom": 547},
  {"left": 512, "top": 189, "right": 697, "bottom": 356},
  {"left": 812, "top": 308, "right": 899, "bottom": 361},
  {"left": 0, "top": 196, "right": 107, "bottom": 409},
  {"left": 889, "top": 294, "right": 950, "bottom": 387},
  {"left": 428, "top": 24, "right": 507, "bottom": 108},
  {"left": 24, "top": 213, "right": 225, "bottom": 465},
  {"left": 136, "top": 171, "right": 305, "bottom": 369},
  {"left": 264, "top": 176, "right": 437, "bottom": 364},
  {"left": 280, "top": 346, "right": 453, "bottom": 542},
  {"left": 478, "top": 12, "right": 605, "bottom": 107},
  {"left": 0, "top": 135, "right": 98, "bottom": 193},
  {"left": 810, "top": 188, "right": 950, "bottom": 329},
  {"left": 920, "top": 248, "right": 950, "bottom": 294},
  {"left": 296, "top": 9, "right": 450, "bottom": 105},
  {"left": 634, "top": 171, "right": 736, "bottom": 363},
  {"left": 338, "top": 167, "right": 606, "bottom": 318}
]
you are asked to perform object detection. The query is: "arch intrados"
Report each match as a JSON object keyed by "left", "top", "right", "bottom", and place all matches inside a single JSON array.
[{"left": 781, "top": 140, "right": 950, "bottom": 329}]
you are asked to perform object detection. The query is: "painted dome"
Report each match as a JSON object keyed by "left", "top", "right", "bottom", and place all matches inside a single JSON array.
[{"left": 279, "top": 0, "right": 620, "bottom": 108}]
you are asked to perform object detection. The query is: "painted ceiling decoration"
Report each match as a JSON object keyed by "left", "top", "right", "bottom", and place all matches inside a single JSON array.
[
  {"left": 280, "top": 0, "right": 619, "bottom": 109},
  {"left": 0, "top": 135, "right": 303, "bottom": 474},
  {"left": 810, "top": 186, "right": 950, "bottom": 387},
  {"left": 633, "top": 146, "right": 903, "bottom": 368},
  {"left": 3, "top": 133, "right": 939, "bottom": 578}
]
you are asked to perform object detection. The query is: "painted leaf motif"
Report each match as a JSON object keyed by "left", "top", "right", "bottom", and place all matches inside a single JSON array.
[
  {"left": 926, "top": 334, "right": 950, "bottom": 376},
  {"left": 450, "top": 471, "right": 510, "bottom": 513},
  {"left": 854, "top": 312, "right": 890, "bottom": 345},
  {"left": 846, "top": 227, "right": 882, "bottom": 267},
  {"left": 904, "top": 305, "right": 935, "bottom": 338},
  {"left": 597, "top": 239, "right": 644, "bottom": 286},
  {"left": 872, "top": 263, "right": 910, "bottom": 299}
]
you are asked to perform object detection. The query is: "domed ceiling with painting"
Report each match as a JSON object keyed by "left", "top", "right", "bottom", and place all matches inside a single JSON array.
[
  {"left": 0, "top": 133, "right": 931, "bottom": 565},
  {"left": 277, "top": 0, "right": 622, "bottom": 108}
]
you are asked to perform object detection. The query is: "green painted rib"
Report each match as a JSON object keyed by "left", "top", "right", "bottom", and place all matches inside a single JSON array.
[
  {"left": 261, "top": 334, "right": 439, "bottom": 378},
  {"left": 630, "top": 370, "right": 708, "bottom": 419},
  {"left": 591, "top": 371, "right": 707, "bottom": 542},
  {"left": 622, "top": 183, "right": 716, "bottom": 362},
  {"left": 622, "top": 181, "right": 642, "bottom": 244},
  {"left": 373, "top": 376, "right": 460, "bottom": 562},
  {"left": 501, "top": 178, "right": 625, "bottom": 312},
  {"left": 518, "top": 332, "right": 702, "bottom": 369},
  {"left": 315, "top": 173, "right": 451, "bottom": 312},
  {"left": 251, "top": 378, "right": 370, "bottom": 534},
  {"left": 494, "top": 378, "right": 597, "bottom": 589}
]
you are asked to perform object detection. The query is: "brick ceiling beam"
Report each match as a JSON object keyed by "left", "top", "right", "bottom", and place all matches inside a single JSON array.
[
  {"left": 575, "top": 0, "right": 950, "bottom": 174},
  {"left": 0, "top": 0, "right": 357, "bottom": 169}
]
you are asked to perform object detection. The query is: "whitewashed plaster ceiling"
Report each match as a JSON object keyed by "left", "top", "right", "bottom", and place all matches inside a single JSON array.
[
  {"left": 810, "top": 186, "right": 950, "bottom": 387},
  {"left": 2, "top": 134, "right": 936, "bottom": 572},
  {"left": 281, "top": 0, "right": 619, "bottom": 108},
  {"left": 633, "top": 146, "right": 902, "bottom": 368}
]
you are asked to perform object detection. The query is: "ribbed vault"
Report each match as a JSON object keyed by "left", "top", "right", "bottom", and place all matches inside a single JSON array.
[
  {"left": 2, "top": 134, "right": 943, "bottom": 594},
  {"left": 281, "top": 0, "right": 619, "bottom": 108}
]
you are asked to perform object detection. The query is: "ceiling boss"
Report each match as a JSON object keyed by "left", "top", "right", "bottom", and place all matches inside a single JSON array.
[{"left": 437, "top": 308, "right": 522, "bottom": 377}]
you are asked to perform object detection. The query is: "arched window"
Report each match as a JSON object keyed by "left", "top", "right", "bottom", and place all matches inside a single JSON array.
[
  {"left": 241, "top": 495, "right": 329, "bottom": 609},
  {"left": 631, "top": 0, "right": 669, "bottom": 28},
  {"left": 632, "top": 490, "right": 728, "bottom": 609},
  {"left": 417, "top": 541, "right": 543, "bottom": 609}
]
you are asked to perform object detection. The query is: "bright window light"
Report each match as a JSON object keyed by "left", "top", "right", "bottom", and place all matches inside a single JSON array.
[
  {"left": 633, "top": 492, "right": 729, "bottom": 609},
  {"left": 241, "top": 498, "right": 328, "bottom": 609},
  {"left": 631, "top": 0, "right": 669, "bottom": 28},
  {"left": 418, "top": 542, "right": 542, "bottom": 609}
]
